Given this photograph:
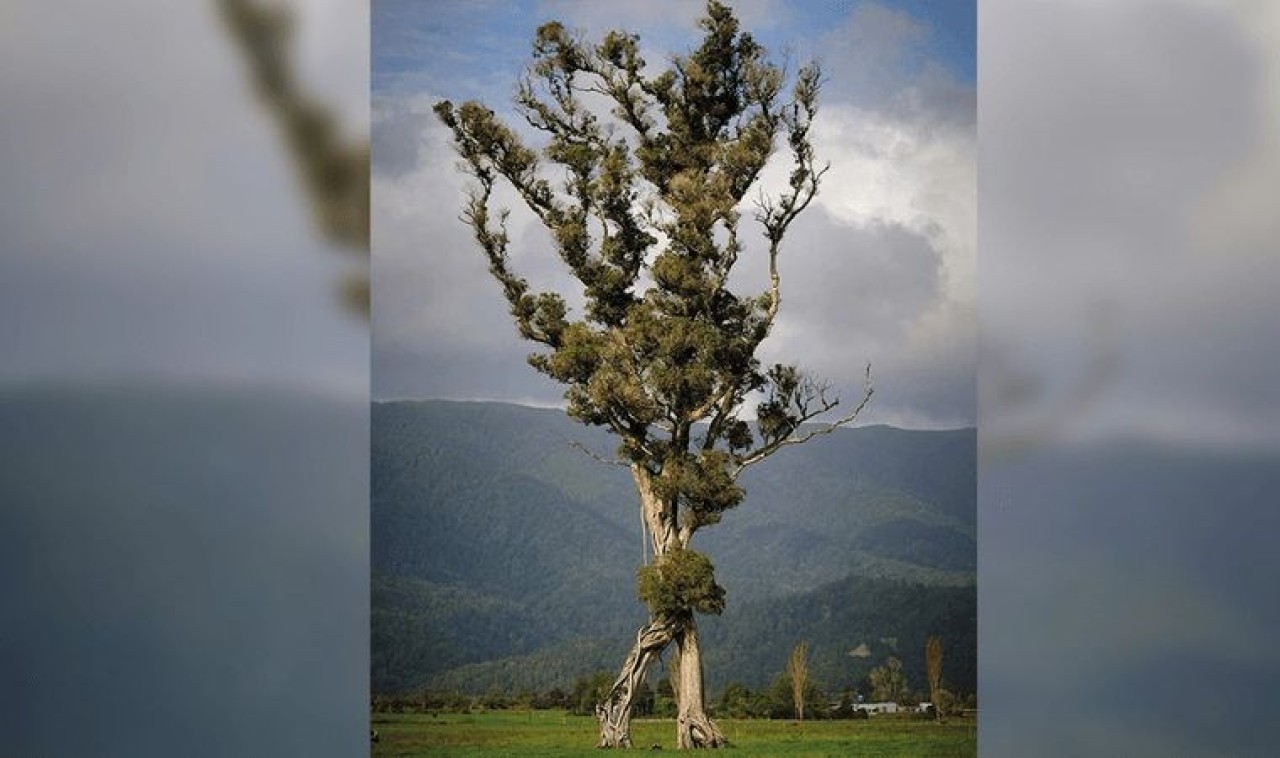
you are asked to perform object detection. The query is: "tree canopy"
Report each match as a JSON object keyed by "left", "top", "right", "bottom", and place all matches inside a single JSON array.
[{"left": 434, "top": 1, "right": 870, "bottom": 516}]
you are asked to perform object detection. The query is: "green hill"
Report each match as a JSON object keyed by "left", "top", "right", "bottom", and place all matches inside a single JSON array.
[{"left": 372, "top": 400, "right": 974, "bottom": 697}]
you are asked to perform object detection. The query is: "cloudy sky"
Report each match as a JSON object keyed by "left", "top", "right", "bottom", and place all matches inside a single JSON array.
[
  {"left": 0, "top": 0, "right": 368, "bottom": 398},
  {"left": 372, "top": 0, "right": 977, "bottom": 430},
  {"left": 980, "top": 0, "right": 1280, "bottom": 453},
  {"left": 979, "top": 3, "right": 1280, "bottom": 753}
]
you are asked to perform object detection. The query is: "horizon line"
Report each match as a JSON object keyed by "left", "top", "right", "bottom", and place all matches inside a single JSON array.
[{"left": 372, "top": 396, "right": 977, "bottom": 433}]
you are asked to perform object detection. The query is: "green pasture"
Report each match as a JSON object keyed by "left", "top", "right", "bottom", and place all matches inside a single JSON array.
[{"left": 371, "top": 710, "right": 976, "bottom": 757}]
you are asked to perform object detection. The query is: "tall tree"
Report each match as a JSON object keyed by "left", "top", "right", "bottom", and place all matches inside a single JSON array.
[
  {"left": 925, "top": 635, "right": 944, "bottom": 721},
  {"left": 434, "top": 1, "right": 871, "bottom": 748},
  {"left": 786, "top": 640, "right": 810, "bottom": 721}
]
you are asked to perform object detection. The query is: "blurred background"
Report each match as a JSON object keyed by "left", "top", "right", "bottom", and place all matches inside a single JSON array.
[
  {"left": 1, "top": 1, "right": 369, "bottom": 756},
  {"left": 980, "top": 1, "right": 1280, "bottom": 755},
  {"left": 2, "top": 0, "right": 1279, "bottom": 756}
]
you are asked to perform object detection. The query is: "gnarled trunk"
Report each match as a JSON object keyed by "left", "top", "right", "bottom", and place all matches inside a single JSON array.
[
  {"left": 597, "top": 468, "right": 674, "bottom": 748},
  {"left": 598, "top": 464, "right": 726, "bottom": 749},
  {"left": 597, "top": 614, "right": 680, "bottom": 748},
  {"left": 673, "top": 615, "right": 726, "bottom": 748},
  {"left": 597, "top": 613, "right": 725, "bottom": 750}
]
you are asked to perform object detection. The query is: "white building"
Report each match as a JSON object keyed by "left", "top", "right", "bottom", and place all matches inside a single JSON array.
[{"left": 853, "top": 701, "right": 901, "bottom": 714}]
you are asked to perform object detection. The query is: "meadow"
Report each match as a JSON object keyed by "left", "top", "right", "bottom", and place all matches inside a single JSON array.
[{"left": 371, "top": 710, "right": 977, "bottom": 757}]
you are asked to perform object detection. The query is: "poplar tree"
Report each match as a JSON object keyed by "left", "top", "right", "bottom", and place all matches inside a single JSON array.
[
  {"left": 434, "top": 1, "right": 870, "bottom": 748},
  {"left": 926, "top": 635, "right": 944, "bottom": 721},
  {"left": 787, "top": 640, "right": 811, "bottom": 721}
]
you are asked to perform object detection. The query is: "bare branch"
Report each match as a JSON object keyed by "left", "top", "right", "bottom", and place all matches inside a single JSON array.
[
  {"left": 733, "top": 363, "right": 873, "bottom": 478},
  {"left": 569, "top": 440, "right": 628, "bottom": 467}
]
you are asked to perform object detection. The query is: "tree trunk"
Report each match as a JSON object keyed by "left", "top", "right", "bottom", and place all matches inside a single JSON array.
[
  {"left": 673, "top": 616, "right": 726, "bottom": 749},
  {"left": 596, "top": 468, "right": 678, "bottom": 748},
  {"left": 597, "top": 614, "right": 680, "bottom": 748},
  {"left": 598, "top": 464, "right": 726, "bottom": 749}
]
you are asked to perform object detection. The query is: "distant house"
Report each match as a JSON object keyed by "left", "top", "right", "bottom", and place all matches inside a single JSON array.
[{"left": 853, "top": 701, "right": 900, "bottom": 715}]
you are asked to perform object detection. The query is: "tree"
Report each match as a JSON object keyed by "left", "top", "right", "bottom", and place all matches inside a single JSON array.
[
  {"left": 717, "top": 681, "right": 756, "bottom": 719},
  {"left": 925, "top": 635, "right": 944, "bottom": 722},
  {"left": 868, "top": 655, "right": 909, "bottom": 704},
  {"left": 434, "top": 1, "right": 871, "bottom": 749},
  {"left": 571, "top": 670, "right": 615, "bottom": 716},
  {"left": 786, "top": 640, "right": 810, "bottom": 721}
]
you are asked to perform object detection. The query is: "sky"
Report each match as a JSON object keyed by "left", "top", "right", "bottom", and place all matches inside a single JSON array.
[
  {"left": 371, "top": 0, "right": 978, "bottom": 430},
  {"left": 979, "top": 0, "right": 1280, "bottom": 454},
  {"left": 1, "top": 2, "right": 372, "bottom": 755},
  {"left": 0, "top": 0, "right": 368, "bottom": 398}
]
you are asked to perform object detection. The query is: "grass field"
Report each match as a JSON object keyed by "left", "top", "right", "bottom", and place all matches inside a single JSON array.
[{"left": 371, "top": 710, "right": 977, "bottom": 757}]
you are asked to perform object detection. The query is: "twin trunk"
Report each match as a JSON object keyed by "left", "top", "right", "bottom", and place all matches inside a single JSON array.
[
  {"left": 596, "top": 613, "right": 725, "bottom": 749},
  {"left": 596, "top": 467, "right": 726, "bottom": 749}
]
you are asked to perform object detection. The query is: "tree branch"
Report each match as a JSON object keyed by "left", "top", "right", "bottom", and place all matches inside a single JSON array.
[
  {"left": 218, "top": 0, "right": 369, "bottom": 314},
  {"left": 733, "top": 363, "right": 873, "bottom": 477},
  {"left": 569, "top": 440, "right": 628, "bottom": 467}
]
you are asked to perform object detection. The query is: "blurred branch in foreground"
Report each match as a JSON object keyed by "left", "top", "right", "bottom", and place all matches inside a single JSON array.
[{"left": 218, "top": 0, "right": 370, "bottom": 317}]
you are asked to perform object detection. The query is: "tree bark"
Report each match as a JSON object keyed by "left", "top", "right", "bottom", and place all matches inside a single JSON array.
[
  {"left": 596, "top": 466, "right": 676, "bottom": 748},
  {"left": 673, "top": 616, "right": 726, "bottom": 749},
  {"left": 597, "top": 464, "right": 726, "bottom": 749},
  {"left": 597, "top": 614, "right": 680, "bottom": 748}
]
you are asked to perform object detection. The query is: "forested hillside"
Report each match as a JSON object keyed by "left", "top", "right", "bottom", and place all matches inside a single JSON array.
[{"left": 372, "top": 400, "right": 975, "bottom": 698}]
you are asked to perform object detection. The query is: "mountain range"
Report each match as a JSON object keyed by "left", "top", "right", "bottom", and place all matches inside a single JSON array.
[{"left": 372, "top": 399, "right": 976, "bottom": 699}]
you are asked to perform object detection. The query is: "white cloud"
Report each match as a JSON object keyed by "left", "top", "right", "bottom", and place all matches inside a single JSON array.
[
  {"left": 980, "top": 0, "right": 1280, "bottom": 450},
  {"left": 812, "top": 106, "right": 975, "bottom": 306},
  {"left": 736, "top": 101, "right": 975, "bottom": 427}
]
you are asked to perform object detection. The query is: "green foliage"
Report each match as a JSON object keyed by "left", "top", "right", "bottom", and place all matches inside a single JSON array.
[
  {"left": 569, "top": 670, "right": 615, "bottom": 716},
  {"left": 651, "top": 449, "right": 744, "bottom": 528},
  {"left": 480, "top": 686, "right": 511, "bottom": 710},
  {"left": 700, "top": 574, "right": 976, "bottom": 697},
  {"left": 424, "top": 638, "right": 629, "bottom": 699},
  {"left": 854, "top": 520, "right": 977, "bottom": 572},
  {"left": 370, "top": 573, "right": 553, "bottom": 693},
  {"left": 716, "top": 681, "right": 756, "bottom": 718},
  {"left": 636, "top": 547, "right": 726, "bottom": 616},
  {"left": 761, "top": 672, "right": 827, "bottom": 720},
  {"left": 650, "top": 675, "right": 677, "bottom": 718}
]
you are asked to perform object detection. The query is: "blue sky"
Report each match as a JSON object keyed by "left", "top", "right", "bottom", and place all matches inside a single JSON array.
[{"left": 373, "top": 1, "right": 974, "bottom": 100}]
